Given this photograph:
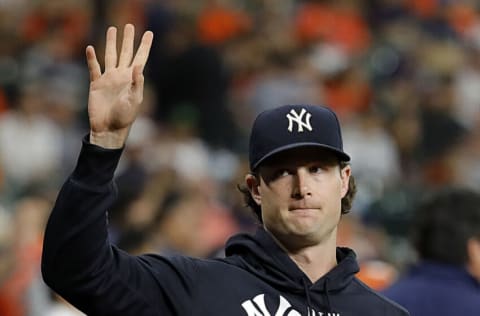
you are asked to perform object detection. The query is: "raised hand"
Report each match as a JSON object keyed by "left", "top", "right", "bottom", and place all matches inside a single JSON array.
[{"left": 86, "top": 24, "right": 153, "bottom": 148}]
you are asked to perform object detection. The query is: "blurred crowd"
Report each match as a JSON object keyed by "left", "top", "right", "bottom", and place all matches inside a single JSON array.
[{"left": 0, "top": 0, "right": 479, "bottom": 315}]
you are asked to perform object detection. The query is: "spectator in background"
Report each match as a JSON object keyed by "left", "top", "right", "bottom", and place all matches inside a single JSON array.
[
  {"left": 383, "top": 187, "right": 480, "bottom": 316},
  {"left": 148, "top": 12, "right": 238, "bottom": 150},
  {"left": 294, "top": 0, "right": 371, "bottom": 55},
  {"left": 0, "top": 84, "right": 62, "bottom": 200},
  {"left": 196, "top": 0, "right": 251, "bottom": 46},
  {"left": 0, "top": 196, "right": 52, "bottom": 316},
  {"left": 342, "top": 111, "right": 401, "bottom": 212},
  {"left": 453, "top": 45, "right": 480, "bottom": 130}
]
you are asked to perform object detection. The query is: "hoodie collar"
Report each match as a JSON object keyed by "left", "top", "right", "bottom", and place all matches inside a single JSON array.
[{"left": 225, "top": 228, "right": 359, "bottom": 292}]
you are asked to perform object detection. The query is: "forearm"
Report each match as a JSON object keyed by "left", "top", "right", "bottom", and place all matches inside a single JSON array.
[
  {"left": 40, "top": 137, "right": 151, "bottom": 315},
  {"left": 42, "top": 136, "right": 122, "bottom": 286}
]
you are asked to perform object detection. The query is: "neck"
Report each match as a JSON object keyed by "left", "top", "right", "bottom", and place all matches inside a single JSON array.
[
  {"left": 269, "top": 230, "right": 338, "bottom": 282},
  {"left": 290, "top": 240, "right": 338, "bottom": 283}
]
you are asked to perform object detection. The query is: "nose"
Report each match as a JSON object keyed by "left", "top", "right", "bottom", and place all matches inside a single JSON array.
[{"left": 291, "top": 168, "right": 311, "bottom": 199}]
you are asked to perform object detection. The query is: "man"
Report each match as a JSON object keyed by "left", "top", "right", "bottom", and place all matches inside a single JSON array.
[
  {"left": 42, "top": 24, "right": 409, "bottom": 316},
  {"left": 383, "top": 188, "right": 480, "bottom": 316}
]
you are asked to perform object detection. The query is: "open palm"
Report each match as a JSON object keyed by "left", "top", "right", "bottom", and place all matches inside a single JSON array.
[{"left": 86, "top": 24, "right": 153, "bottom": 148}]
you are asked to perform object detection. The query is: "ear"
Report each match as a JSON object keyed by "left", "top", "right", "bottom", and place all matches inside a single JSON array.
[
  {"left": 340, "top": 164, "right": 351, "bottom": 198},
  {"left": 466, "top": 237, "right": 480, "bottom": 281},
  {"left": 245, "top": 174, "right": 262, "bottom": 206}
]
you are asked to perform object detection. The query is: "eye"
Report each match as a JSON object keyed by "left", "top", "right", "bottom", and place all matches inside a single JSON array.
[
  {"left": 309, "top": 165, "right": 325, "bottom": 174},
  {"left": 275, "top": 169, "right": 291, "bottom": 178}
]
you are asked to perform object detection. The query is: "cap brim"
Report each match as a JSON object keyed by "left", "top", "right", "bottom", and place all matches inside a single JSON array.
[{"left": 252, "top": 142, "right": 350, "bottom": 170}]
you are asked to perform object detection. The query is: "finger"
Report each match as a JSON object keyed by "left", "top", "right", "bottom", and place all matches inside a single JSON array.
[
  {"left": 131, "top": 31, "right": 154, "bottom": 73},
  {"left": 118, "top": 24, "right": 135, "bottom": 67},
  {"left": 86, "top": 45, "right": 101, "bottom": 81},
  {"left": 104, "top": 26, "right": 118, "bottom": 71},
  {"left": 132, "top": 65, "right": 145, "bottom": 103}
]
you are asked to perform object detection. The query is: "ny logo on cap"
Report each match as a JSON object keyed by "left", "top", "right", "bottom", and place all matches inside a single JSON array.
[{"left": 286, "top": 108, "right": 313, "bottom": 132}]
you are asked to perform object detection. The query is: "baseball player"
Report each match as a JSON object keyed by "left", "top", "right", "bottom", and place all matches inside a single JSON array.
[{"left": 42, "top": 24, "right": 409, "bottom": 316}]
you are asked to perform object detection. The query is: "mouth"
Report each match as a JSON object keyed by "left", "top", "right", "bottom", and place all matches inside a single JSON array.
[
  {"left": 289, "top": 204, "right": 318, "bottom": 211},
  {"left": 288, "top": 208, "right": 318, "bottom": 215}
]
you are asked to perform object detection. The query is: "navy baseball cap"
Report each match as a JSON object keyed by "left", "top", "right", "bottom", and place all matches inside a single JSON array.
[{"left": 249, "top": 104, "right": 350, "bottom": 170}]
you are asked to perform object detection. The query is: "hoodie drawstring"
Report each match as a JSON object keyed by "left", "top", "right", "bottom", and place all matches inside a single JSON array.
[
  {"left": 302, "top": 277, "right": 334, "bottom": 315},
  {"left": 323, "top": 277, "right": 333, "bottom": 312},
  {"left": 302, "top": 278, "right": 313, "bottom": 316}
]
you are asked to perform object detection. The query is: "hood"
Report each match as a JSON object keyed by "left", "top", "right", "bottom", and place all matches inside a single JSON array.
[{"left": 225, "top": 228, "right": 359, "bottom": 312}]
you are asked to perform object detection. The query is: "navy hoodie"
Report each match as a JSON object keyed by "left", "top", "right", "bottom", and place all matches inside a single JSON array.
[{"left": 42, "top": 139, "right": 409, "bottom": 316}]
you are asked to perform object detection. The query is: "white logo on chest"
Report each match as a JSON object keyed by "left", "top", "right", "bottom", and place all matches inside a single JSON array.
[
  {"left": 286, "top": 109, "right": 313, "bottom": 132},
  {"left": 241, "top": 294, "right": 340, "bottom": 316}
]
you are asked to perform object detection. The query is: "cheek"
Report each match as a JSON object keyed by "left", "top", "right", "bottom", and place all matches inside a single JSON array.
[
  {"left": 259, "top": 181, "right": 291, "bottom": 201},
  {"left": 331, "top": 174, "right": 346, "bottom": 197},
  {"left": 259, "top": 190, "right": 278, "bottom": 213},
  {"left": 318, "top": 177, "right": 344, "bottom": 209},
  {"left": 258, "top": 184, "right": 290, "bottom": 214}
]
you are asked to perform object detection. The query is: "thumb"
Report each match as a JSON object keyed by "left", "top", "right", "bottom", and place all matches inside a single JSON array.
[{"left": 132, "top": 65, "right": 145, "bottom": 104}]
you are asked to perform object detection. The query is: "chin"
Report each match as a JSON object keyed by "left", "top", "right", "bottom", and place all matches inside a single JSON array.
[{"left": 288, "top": 226, "right": 321, "bottom": 238}]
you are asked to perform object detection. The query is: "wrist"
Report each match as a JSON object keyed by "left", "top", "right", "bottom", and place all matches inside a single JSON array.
[
  {"left": 72, "top": 135, "right": 124, "bottom": 187},
  {"left": 90, "top": 129, "right": 129, "bottom": 149}
]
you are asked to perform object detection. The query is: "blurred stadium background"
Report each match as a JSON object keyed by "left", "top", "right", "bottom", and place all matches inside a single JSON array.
[{"left": 0, "top": 0, "right": 479, "bottom": 315}]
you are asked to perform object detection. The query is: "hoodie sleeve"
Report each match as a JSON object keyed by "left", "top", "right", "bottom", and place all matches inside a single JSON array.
[{"left": 41, "top": 137, "right": 196, "bottom": 316}]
